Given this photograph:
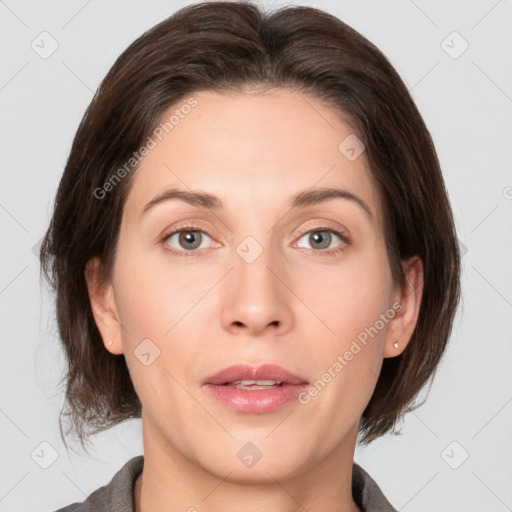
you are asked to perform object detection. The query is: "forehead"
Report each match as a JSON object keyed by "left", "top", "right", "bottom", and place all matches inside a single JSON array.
[{"left": 123, "top": 88, "right": 383, "bottom": 229}]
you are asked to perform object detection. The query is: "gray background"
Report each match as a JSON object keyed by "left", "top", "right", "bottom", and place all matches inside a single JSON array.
[{"left": 1, "top": 0, "right": 511, "bottom": 511}]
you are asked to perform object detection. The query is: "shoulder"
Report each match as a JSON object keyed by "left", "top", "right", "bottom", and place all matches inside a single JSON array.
[
  {"left": 52, "top": 455, "right": 144, "bottom": 512},
  {"left": 352, "top": 462, "right": 397, "bottom": 512}
]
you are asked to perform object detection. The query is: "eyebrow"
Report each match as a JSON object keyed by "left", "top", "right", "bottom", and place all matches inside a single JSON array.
[{"left": 141, "top": 186, "right": 373, "bottom": 219}]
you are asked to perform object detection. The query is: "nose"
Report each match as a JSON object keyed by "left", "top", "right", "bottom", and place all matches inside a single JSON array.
[{"left": 220, "top": 240, "right": 294, "bottom": 337}]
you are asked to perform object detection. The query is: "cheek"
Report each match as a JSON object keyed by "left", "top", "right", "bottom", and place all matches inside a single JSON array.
[
  {"left": 111, "top": 244, "right": 212, "bottom": 401},
  {"left": 297, "top": 246, "right": 393, "bottom": 413},
  {"left": 302, "top": 243, "right": 394, "bottom": 345},
  {"left": 111, "top": 241, "right": 205, "bottom": 341},
  {"left": 111, "top": 250, "right": 202, "bottom": 426}
]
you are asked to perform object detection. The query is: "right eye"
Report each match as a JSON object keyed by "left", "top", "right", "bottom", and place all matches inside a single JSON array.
[{"left": 161, "top": 223, "right": 215, "bottom": 257}]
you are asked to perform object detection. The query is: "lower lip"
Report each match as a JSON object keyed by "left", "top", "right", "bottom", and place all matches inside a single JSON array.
[{"left": 202, "top": 383, "right": 308, "bottom": 413}]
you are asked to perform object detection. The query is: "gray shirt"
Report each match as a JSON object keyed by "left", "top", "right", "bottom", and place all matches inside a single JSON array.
[{"left": 54, "top": 455, "right": 397, "bottom": 512}]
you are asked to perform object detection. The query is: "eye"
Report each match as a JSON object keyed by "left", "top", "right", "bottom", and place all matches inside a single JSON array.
[
  {"left": 161, "top": 223, "right": 214, "bottom": 256},
  {"left": 295, "top": 226, "right": 349, "bottom": 254}
]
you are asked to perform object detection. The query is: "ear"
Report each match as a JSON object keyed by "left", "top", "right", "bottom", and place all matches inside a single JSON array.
[
  {"left": 383, "top": 255, "right": 424, "bottom": 358},
  {"left": 84, "top": 257, "right": 124, "bottom": 355}
]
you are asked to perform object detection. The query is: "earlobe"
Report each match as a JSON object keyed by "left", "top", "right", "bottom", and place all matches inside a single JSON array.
[
  {"left": 383, "top": 256, "right": 424, "bottom": 358},
  {"left": 84, "top": 258, "right": 123, "bottom": 355}
]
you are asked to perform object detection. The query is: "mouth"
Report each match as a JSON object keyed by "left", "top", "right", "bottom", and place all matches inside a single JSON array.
[{"left": 202, "top": 364, "right": 309, "bottom": 413}]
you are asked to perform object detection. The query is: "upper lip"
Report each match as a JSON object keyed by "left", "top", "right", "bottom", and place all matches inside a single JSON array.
[{"left": 202, "top": 364, "right": 309, "bottom": 385}]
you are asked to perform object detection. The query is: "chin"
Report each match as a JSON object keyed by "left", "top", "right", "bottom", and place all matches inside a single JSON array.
[{"left": 194, "top": 439, "right": 316, "bottom": 484}]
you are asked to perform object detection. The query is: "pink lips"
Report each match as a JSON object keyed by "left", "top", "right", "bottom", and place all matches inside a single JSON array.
[{"left": 202, "top": 364, "right": 309, "bottom": 414}]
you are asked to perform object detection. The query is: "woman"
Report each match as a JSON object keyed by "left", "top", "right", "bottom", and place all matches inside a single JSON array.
[{"left": 41, "top": 2, "right": 461, "bottom": 511}]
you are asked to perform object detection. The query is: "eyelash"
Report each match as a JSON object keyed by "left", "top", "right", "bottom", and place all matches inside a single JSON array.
[
  {"left": 160, "top": 222, "right": 350, "bottom": 258},
  {"left": 160, "top": 222, "right": 212, "bottom": 258},
  {"left": 295, "top": 224, "right": 349, "bottom": 257}
]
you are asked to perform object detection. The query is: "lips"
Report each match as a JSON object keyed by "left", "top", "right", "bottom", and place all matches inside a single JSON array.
[
  {"left": 202, "top": 364, "right": 309, "bottom": 413},
  {"left": 202, "top": 364, "right": 309, "bottom": 386}
]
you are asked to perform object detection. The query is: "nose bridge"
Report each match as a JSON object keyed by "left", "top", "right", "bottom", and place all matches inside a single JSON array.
[
  {"left": 234, "top": 232, "right": 281, "bottom": 304},
  {"left": 220, "top": 230, "right": 293, "bottom": 334}
]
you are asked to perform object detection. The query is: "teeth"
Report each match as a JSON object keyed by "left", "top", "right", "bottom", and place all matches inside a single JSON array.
[
  {"left": 224, "top": 379, "right": 284, "bottom": 389},
  {"left": 231, "top": 380, "right": 282, "bottom": 386}
]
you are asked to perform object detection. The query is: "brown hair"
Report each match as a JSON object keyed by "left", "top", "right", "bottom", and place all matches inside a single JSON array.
[{"left": 40, "top": 0, "right": 460, "bottom": 450}]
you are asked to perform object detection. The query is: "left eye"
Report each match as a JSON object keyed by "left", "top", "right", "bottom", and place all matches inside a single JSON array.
[
  {"left": 164, "top": 229, "right": 212, "bottom": 252},
  {"left": 296, "top": 229, "right": 345, "bottom": 251}
]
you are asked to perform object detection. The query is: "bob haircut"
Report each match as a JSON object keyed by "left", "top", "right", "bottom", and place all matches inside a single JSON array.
[{"left": 40, "top": 0, "right": 461, "bottom": 449}]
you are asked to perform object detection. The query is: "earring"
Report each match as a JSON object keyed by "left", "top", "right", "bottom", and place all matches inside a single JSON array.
[
  {"left": 393, "top": 342, "right": 399, "bottom": 350},
  {"left": 108, "top": 341, "right": 113, "bottom": 346}
]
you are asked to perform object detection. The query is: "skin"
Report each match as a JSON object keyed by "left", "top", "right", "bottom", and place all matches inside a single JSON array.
[{"left": 86, "top": 88, "right": 423, "bottom": 512}]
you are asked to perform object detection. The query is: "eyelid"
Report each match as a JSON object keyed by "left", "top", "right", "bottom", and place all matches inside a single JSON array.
[
  {"left": 159, "top": 221, "right": 219, "bottom": 256},
  {"left": 294, "top": 222, "right": 350, "bottom": 242},
  {"left": 292, "top": 222, "right": 350, "bottom": 255},
  {"left": 160, "top": 220, "right": 350, "bottom": 257},
  {"left": 160, "top": 220, "right": 216, "bottom": 241}
]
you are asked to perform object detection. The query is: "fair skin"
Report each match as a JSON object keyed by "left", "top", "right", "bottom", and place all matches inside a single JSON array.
[{"left": 86, "top": 88, "right": 423, "bottom": 512}]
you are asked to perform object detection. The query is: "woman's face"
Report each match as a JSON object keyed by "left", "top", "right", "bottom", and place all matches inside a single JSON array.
[{"left": 89, "top": 88, "right": 418, "bottom": 481}]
